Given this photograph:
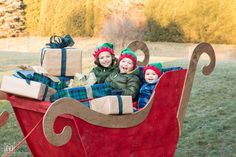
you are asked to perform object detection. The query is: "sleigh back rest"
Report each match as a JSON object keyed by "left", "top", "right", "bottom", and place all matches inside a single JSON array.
[{"left": 128, "top": 40, "right": 183, "bottom": 85}]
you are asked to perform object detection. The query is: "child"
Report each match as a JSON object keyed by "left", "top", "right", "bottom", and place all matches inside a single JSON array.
[
  {"left": 105, "top": 48, "right": 140, "bottom": 99},
  {"left": 91, "top": 42, "right": 119, "bottom": 84},
  {"left": 138, "top": 62, "right": 162, "bottom": 108}
]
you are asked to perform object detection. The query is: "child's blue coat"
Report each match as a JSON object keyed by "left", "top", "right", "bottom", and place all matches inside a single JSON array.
[{"left": 138, "top": 80, "right": 158, "bottom": 108}]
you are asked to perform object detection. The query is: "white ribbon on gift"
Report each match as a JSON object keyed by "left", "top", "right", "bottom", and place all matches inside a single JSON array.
[{"left": 84, "top": 85, "right": 93, "bottom": 99}]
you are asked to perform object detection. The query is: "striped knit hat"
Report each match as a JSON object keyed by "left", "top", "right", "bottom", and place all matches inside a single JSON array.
[
  {"left": 118, "top": 48, "right": 137, "bottom": 69},
  {"left": 143, "top": 62, "right": 162, "bottom": 77},
  {"left": 93, "top": 42, "right": 115, "bottom": 60}
]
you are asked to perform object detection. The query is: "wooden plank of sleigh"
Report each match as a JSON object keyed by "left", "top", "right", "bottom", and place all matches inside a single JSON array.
[{"left": 0, "top": 41, "right": 215, "bottom": 157}]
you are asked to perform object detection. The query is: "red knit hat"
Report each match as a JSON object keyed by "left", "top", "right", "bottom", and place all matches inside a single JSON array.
[
  {"left": 118, "top": 48, "right": 137, "bottom": 69},
  {"left": 93, "top": 42, "right": 115, "bottom": 60},
  {"left": 143, "top": 62, "right": 162, "bottom": 77}
]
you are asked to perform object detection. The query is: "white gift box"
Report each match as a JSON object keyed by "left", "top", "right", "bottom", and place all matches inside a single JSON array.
[
  {"left": 90, "top": 96, "right": 133, "bottom": 115},
  {"left": 0, "top": 76, "right": 56, "bottom": 101},
  {"left": 41, "top": 47, "right": 82, "bottom": 76}
]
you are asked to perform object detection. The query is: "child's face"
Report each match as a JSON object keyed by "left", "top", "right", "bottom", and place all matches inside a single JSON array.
[
  {"left": 119, "top": 58, "right": 134, "bottom": 73},
  {"left": 145, "top": 69, "right": 158, "bottom": 83},
  {"left": 98, "top": 51, "right": 112, "bottom": 67}
]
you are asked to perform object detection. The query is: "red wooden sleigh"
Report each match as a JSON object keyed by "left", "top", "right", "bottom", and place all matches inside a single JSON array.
[{"left": 0, "top": 42, "right": 215, "bottom": 157}]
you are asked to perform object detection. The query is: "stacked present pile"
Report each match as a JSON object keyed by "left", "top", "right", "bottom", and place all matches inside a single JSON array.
[{"left": 0, "top": 35, "right": 133, "bottom": 115}]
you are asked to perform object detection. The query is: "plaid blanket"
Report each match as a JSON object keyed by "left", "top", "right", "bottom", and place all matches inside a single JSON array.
[
  {"left": 50, "top": 83, "right": 112, "bottom": 102},
  {"left": 14, "top": 70, "right": 68, "bottom": 90}
]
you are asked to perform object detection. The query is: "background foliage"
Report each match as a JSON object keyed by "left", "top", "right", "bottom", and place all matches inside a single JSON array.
[
  {"left": 23, "top": 0, "right": 236, "bottom": 44},
  {"left": 144, "top": 0, "right": 236, "bottom": 44}
]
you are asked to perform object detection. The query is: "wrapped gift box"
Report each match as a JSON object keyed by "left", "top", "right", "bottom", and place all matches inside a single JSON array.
[
  {"left": 14, "top": 70, "right": 68, "bottom": 90},
  {"left": 50, "top": 83, "right": 112, "bottom": 102},
  {"left": 0, "top": 76, "right": 56, "bottom": 101},
  {"left": 41, "top": 47, "right": 82, "bottom": 76},
  {"left": 90, "top": 96, "right": 133, "bottom": 115}
]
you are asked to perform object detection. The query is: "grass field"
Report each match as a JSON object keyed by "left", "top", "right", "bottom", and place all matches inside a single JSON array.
[{"left": 0, "top": 41, "right": 235, "bottom": 156}]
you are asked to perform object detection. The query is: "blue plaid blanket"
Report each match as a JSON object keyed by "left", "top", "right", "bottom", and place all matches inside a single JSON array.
[{"left": 50, "top": 83, "right": 112, "bottom": 103}]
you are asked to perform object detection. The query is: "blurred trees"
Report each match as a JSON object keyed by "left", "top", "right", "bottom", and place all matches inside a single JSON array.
[
  {"left": 100, "top": 0, "right": 145, "bottom": 48},
  {"left": 35, "top": 0, "right": 87, "bottom": 36},
  {"left": 23, "top": 0, "right": 236, "bottom": 44},
  {"left": 24, "top": 0, "right": 108, "bottom": 37},
  {"left": 84, "top": 0, "right": 94, "bottom": 36},
  {"left": 24, "top": 0, "right": 41, "bottom": 35},
  {"left": 144, "top": 0, "right": 236, "bottom": 44}
]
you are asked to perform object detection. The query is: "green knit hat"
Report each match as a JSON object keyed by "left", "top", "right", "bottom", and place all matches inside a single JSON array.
[
  {"left": 93, "top": 42, "right": 114, "bottom": 59},
  {"left": 118, "top": 48, "right": 137, "bottom": 69},
  {"left": 144, "top": 62, "right": 162, "bottom": 77}
]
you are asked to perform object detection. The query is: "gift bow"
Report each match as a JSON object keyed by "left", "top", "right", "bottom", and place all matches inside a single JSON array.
[
  {"left": 15, "top": 71, "right": 33, "bottom": 84},
  {"left": 46, "top": 35, "right": 75, "bottom": 49}
]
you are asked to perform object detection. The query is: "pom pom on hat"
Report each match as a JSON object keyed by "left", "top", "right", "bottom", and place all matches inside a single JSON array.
[
  {"left": 93, "top": 42, "right": 115, "bottom": 59},
  {"left": 143, "top": 62, "right": 162, "bottom": 77},
  {"left": 118, "top": 48, "right": 137, "bottom": 69}
]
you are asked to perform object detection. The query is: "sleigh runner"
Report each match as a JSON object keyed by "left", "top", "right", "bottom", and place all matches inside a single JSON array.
[{"left": 0, "top": 41, "right": 215, "bottom": 157}]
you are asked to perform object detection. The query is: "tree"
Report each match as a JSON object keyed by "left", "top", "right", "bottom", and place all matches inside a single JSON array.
[{"left": 100, "top": 0, "right": 145, "bottom": 49}]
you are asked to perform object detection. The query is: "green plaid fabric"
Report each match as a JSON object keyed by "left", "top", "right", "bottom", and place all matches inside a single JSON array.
[
  {"left": 50, "top": 83, "right": 112, "bottom": 102},
  {"left": 14, "top": 70, "right": 68, "bottom": 90},
  {"left": 33, "top": 73, "right": 68, "bottom": 90}
]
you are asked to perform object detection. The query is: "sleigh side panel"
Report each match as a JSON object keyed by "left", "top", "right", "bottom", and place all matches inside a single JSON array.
[
  {"left": 8, "top": 96, "right": 87, "bottom": 157},
  {"left": 71, "top": 69, "right": 187, "bottom": 157}
]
